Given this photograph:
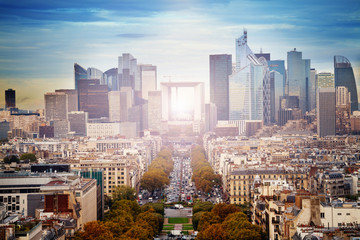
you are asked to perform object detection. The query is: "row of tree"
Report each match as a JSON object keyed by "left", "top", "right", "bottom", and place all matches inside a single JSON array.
[
  {"left": 193, "top": 203, "right": 266, "bottom": 240},
  {"left": 190, "top": 145, "right": 221, "bottom": 194},
  {"left": 3, "top": 153, "right": 37, "bottom": 164},
  {"left": 76, "top": 186, "right": 165, "bottom": 240},
  {"left": 140, "top": 147, "right": 173, "bottom": 195}
]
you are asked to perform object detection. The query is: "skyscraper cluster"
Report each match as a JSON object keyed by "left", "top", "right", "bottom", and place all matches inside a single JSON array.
[
  {"left": 209, "top": 31, "right": 359, "bottom": 137},
  {"left": 43, "top": 54, "right": 158, "bottom": 138}
]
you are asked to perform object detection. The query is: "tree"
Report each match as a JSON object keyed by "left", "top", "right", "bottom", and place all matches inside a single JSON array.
[
  {"left": 193, "top": 201, "right": 213, "bottom": 214},
  {"left": 141, "top": 203, "right": 165, "bottom": 216},
  {"left": 20, "top": 153, "right": 37, "bottom": 163},
  {"left": 192, "top": 211, "right": 206, "bottom": 231},
  {"left": 140, "top": 169, "right": 169, "bottom": 195},
  {"left": 112, "top": 185, "right": 136, "bottom": 201},
  {"left": 196, "top": 224, "right": 228, "bottom": 240},
  {"left": 136, "top": 209, "right": 161, "bottom": 236},
  {"left": 211, "top": 203, "right": 241, "bottom": 221},
  {"left": 75, "top": 221, "right": 114, "bottom": 240},
  {"left": 124, "top": 220, "right": 153, "bottom": 240},
  {"left": 197, "top": 211, "right": 221, "bottom": 231},
  {"left": 3, "top": 155, "right": 19, "bottom": 164},
  {"left": 222, "top": 212, "right": 262, "bottom": 240},
  {"left": 108, "top": 200, "right": 141, "bottom": 220}
]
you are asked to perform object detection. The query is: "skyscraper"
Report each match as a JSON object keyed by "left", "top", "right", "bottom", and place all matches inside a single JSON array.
[
  {"left": 68, "top": 111, "right": 88, "bottom": 136},
  {"left": 118, "top": 53, "right": 137, "bottom": 89},
  {"left": 44, "top": 92, "right": 68, "bottom": 122},
  {"left": 210, "top": 54, "right": 232, "bottom": 120},
  {"left": 55, "top": 89, "right": 78, "bottom": 112},
  {"left": 148, "top": 91, "right": 162, "bottom": 132},
  {"left": 308, "top": 68, "right": 317, "bottom": 111},
  {"left": 229, "top": 31, "right": 270, "bottom": 123},
  {"left": 334, "top": 55, "right": 358, "bottom": 113},
  {"left": 104, "top": 68, "right": 118, "bottom": 91},
  {"left": 87, "top": 67, "right": 104, "bottom": 85},
  {"left": 74, "top": 63, "right": 87, "bottom": 90},
  {"left": 287, "top": 49, "right": 310, "bottom": 113},
  {"left": 138, "top": 64, "right": 157, "bottom": 100},
  {"left": 317, "top": 88, "right": 335, "bottom": 137},
  {"left": 268, "top": 60, "right": 286, "bottom": 96},
  {"left": 5, "top": 89, "right": 15, "bottom": 109},
  {"left": 78, "top": 79, "right": 109, "bottom": 119},
  {"left": 317, "top": 72, "right": 334, "bottom": 88}
]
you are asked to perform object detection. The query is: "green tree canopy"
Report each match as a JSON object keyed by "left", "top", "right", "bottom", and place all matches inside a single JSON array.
[
  {"left": 20, "top": 153, "right": 37, "bottom": 162},
  {"left": 112, "top": 185, "right": 137, "bottom": 201},
  {"left": 3, "top": 155, "right": 19, "bottom": 164}
]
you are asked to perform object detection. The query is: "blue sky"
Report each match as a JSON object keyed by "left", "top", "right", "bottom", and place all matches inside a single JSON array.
[{"left": 0, "top": 0, "right": 359, "bottom": 109}]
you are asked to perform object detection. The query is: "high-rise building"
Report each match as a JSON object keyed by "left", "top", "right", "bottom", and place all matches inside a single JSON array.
[
  {"left": 74, "top": 63, "right": 87, "bottom": 90},
  {"left": 209, "top": 54, "right": 232, "bottom": 120},
  {"left": 255, "top": 52, "right": 270, "bottom": 61},
  {"left": 5, "top": 89, "right": 15, "bottom": 109},
  {"left": 68, "top": 111, "right": 88, "bottom": 136},
  {"left": 87, "top": 67, "right": 104, "bottom": 85},
  {"left": 287, "top": 48, "right": 310, "bottom": 113},
  {"left": 335, "top": 86, "right": 351, "bottom": 135},
  {"left": 118, "top": 53, "right": 137, "bottom": 89},
  {"left": 55, "top": 89, "right": 78, "bottom": 112},
  {"left": 334, "top": 55, "right": 358, "bottom": 113},
  {"left": 317, "top": 88, "right": 336, "bottom": 137},
  {"left": 147, "top": 91, "right": 162, "bottom": 133},
  {"left": 229, "top": 31, "right": 270, "bottom": 123},
  {"left": 78, "top": 79, "right": 109, "bottom": 119},
  {"left": 108, "top": 91, "right": 121, "bottom": 122},
  {"left": 44, "top": 92, "right": 68, "bottom": 122},
  {"left": 205, "top": 103, "right": 217, "bottom": 132},
  {"left": 268, "top": 60, "right": 286, "bottom": 96},
  {"left": 39, "top": 124, "right": 54, "bottom": 138},
  {"left": 317, "top": 72, "right": 334, "bottom": 88},
  {"left": 0, "top": 120, "right": 10, "bottom": 139},
  {"left": 52, "top": 119, "right": 69, "bottom": 138},
  {"left": 104, "top": 68, "right": 118, "bottom": 91},
  {"left": 119, "top": 87, "right": 134, "bottom": 122},
  {"left": 308, "top": 68, "right": 317, "bottom": 111},
  {"left": 270, "top": 71, "right": 283, "bottom": 123},
  {"left": 138, "top": 64, "right": 157, "bottom": 100}
]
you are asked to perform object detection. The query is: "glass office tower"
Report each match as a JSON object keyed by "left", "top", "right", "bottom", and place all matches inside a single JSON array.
[
  {"left": 230, "top": 31, "right": 270, "bottom": 123},
  {"left": 287, "top": 49, "right": 310, "bottom": 114},
  {"left": 334, "top": 55, "right": 358, "bottom": 113},
  {"left": 210, "top": 54, "right": 232, "bottom": 120},
  {"left": 74, "top": 63, "right": 87, "bottom": 90}
]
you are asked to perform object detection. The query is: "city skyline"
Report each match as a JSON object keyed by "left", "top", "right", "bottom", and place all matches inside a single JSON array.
[{"left": 0, "top": 0, "right": 360, "bottom": 109}]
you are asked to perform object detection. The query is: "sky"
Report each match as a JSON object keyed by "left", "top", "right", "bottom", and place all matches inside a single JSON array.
[{"left": 0, "top": 0, "right": 359, "bottom": 110}]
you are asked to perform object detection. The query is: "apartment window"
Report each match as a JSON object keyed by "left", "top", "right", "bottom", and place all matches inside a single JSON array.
[
  {"left": 121, "top": 172, "right": 124, "bottom": 175},
  {"left": 346, "top": 213, "right": 350, "bottom": 216},
  {"left": 233, "top": 186, "right": 236, "bottom": 190},
  {"left": 337, "top": 213, "right": 342, "bottom": 215},
  {"left": 118, "top": 177, "right": 120, "bottom": 179},
  {"left": 121, "top": 181, "right": 124, "bottom": 184},
  {"left": 238, "top": 186, "right": 241, "bottom": 190},
  {"left": 320, "top": 213, "right": 325, "bottom": 218},
  {"left": 244, "top": 181, "right": 246, "bottom": 184}
]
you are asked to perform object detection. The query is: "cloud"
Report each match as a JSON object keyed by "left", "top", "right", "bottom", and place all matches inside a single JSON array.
[{"left": 115, "top": 33, "right": 154, "bottom": 38}]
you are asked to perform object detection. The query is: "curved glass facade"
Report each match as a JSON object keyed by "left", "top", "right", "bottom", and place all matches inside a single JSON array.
[
  {"left": 334, "top": 55, "right": 358, "bottom": 112},
  {"left": 74, "top": 63, "right": 87, "bottom": 90},
  {"left": 229, "top": 31, "right": 270, "bottom": 122}
]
